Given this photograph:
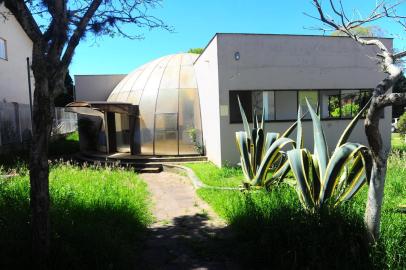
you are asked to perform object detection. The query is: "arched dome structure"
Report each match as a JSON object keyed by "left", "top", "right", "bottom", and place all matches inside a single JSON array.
[{"left": 107, "top": 53, "right": 203, "bottom": 155}]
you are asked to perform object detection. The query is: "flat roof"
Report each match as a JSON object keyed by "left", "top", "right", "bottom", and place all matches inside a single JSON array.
[{"left": 194, "top": 32, "right": 393, "bottom": 64}]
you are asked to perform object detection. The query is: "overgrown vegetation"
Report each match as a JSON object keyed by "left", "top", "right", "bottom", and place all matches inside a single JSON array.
[
  {"left": 192, "top": 147, "right": 405, "bottom": 268},
  {"left": 235, "top": 97, "right": 297, "bottom": 189},
  {"left": 287, "top": 99, "right": 371, "bottom": 211},
  {"left": 0, "top": 163, "right": 152, "bottom": 269}
]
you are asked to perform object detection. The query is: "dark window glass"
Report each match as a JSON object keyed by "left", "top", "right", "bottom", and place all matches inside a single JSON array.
[
  {"left": 341, "top": 90, "right": 360, "bottom": 118},
  {"left": 229, "top": 91, "right": 252, "bottom": 123},
  {"left": 321, "top": 90, "right": 340, "bottom": 118}
]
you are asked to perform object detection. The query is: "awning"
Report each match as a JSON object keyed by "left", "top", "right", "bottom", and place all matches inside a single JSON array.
[{"left": 65, "top": 101, "right": 139, "bottom": 116}]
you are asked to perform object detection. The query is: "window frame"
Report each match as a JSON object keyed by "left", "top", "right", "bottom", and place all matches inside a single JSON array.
[
  {"left": 228, "top": 88, "right": 375, "bottom": 124},
  {"left": 0, "top": 38, "right": 7, "bottom": 61}
]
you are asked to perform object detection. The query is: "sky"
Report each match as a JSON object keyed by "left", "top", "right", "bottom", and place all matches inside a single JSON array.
[{"left": 69, "top": 0, "right": 406, "bottom": 77}]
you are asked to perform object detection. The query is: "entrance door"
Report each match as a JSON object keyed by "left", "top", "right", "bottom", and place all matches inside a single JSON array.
[{"left": 115, "top": 113, "right": 131, "bottom": 153}]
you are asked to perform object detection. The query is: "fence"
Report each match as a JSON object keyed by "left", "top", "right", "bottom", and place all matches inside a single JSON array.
[{"left": 0, "top": 102, "right": 77, "bottom": 146}]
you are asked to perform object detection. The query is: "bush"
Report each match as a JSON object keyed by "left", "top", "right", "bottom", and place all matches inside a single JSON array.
[{"left": 397, "top": 111, "right": 406, "bottom": 139}]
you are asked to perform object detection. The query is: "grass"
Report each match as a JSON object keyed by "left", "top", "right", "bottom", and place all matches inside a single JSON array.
[
  {"left": 392, "top": 132, "right": 406, "bottom": 152},
  {"left": 192, "top": 152, "right": 406, "bottom": 269},
  {"left": 0, "top": 162, "right": 152, "bottom": 269},
  {"left": 185, "top": 162, "right": 243, "bottom": 187},
  {"left": 0, "top": 131, "right": 80, "bottom": 170}
]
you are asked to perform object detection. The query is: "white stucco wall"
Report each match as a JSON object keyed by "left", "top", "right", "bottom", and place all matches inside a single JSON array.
[
  {"left": 194, "top": 36, "right": 222, "bottom": 166},
  {"left": 0, "top": 4, "right": 33, "bottom": 104},
  {"left": 214, "top": 33, "right": 392, "bottom": 165},
  {"left": 74, "top": 74, "right": 126, "bottom": 101}
]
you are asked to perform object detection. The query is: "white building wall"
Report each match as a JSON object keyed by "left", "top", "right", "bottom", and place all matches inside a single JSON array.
[
  {"left": 75, "top": 74, "right": 126, "bottom": 101},
  {"left": 215, "top": 34, "right": 392, "bottom": 165},
  {"left": 194, "top": 36, "right": 222, "bottom": 166},
  {"left": 0, "top": 4, "right": 33, "bottom": 104}
]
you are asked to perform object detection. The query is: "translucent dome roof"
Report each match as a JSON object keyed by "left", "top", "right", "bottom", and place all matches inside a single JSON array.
[{"left": 107, "top": 53, "right": 203, "bottom": 156}]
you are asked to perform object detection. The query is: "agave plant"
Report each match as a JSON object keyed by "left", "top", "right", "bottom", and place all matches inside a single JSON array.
[
  {"left": 235, "top": 97, "right": 298, "bottom": 189},
  {"left": 287, "top": 98, "right": 372, "bottom": 211}
]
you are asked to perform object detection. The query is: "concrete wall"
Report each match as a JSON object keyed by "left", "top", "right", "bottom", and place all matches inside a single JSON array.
[
  {"left": 194, "top": 36, "right": 222, "bottom": 166},
  {"left": 0, "top": 4, "right": 34, "bottom": 104},
  {"left": 75, "top": 74, "right": 126, "bottom": 101},
  {"left": 215, "top": 33, "right": 392, "bottom": 165}
]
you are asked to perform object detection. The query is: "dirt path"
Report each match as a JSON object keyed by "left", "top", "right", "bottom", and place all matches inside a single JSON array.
[{"left": 139, "top": 171, "right": 238, "bottom": 270}]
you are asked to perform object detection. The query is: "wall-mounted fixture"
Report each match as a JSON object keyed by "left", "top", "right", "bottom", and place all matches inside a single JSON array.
[{"left": 234, "top": 51, "right": 240, "bottom": 61}]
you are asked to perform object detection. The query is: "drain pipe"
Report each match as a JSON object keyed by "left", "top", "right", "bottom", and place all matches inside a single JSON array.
[{"left": 26, "top": 57, "right": 33, "bottom": 123}]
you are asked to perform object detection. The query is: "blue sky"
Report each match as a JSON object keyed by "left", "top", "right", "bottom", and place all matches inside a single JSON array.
[{"left": 69, "top": 0, "right": 406, "bottom": 77}]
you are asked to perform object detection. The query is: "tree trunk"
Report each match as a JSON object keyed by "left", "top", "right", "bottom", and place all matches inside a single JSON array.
[
  {"left": 364, "top": 154, "right": 388, "bottom": 241},
  {"left": 364, "top": 101, "right": 389, "bottom": 241},
  {"left": 29, "top": 54, "right": 53, "bottom": 269}
]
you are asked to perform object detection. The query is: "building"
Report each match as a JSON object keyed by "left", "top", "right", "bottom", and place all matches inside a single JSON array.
[
  {"left": 0, "top": 3, "right": 33, "bottom": 105},
  {"left": 71, "top": 33, "right": 392, "bottom": 167}
]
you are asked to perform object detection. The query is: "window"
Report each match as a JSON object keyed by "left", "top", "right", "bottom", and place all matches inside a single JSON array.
[
  {"left": 341, "top": 90, "right": 360, "bottom": 118},
  {"left": 229, "top": 89, "right": 373, "bottom": 124},
  {"left": 321, "top": 90, "right": 373, "bottom": 119},
  {"left": 298, "top": 91, "right": 318, "bottom": 119},
  {"left": 252, "top": 91, "right": 275, "bottom": 120},
  {"left": 321, "top": 90, "right": 340, "bottom": 119},
  {"left": 275, "top": 91, "right": 297, "bottom": 120},
  {"left": 229, "top": 91, "right": 252, "bottom": 123},
  {"left": 0, "top": 38, "right": 6, "bottom": 60}
]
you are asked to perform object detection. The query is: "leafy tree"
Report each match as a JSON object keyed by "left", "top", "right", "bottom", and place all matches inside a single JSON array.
[
  {"left": 397, "top": 111, "right": 406, "bottom": 140},
  {"left": 310, "top": 0, "right": 406, "bottom": 241},
  {"left": 393, "top": 75, "right": 406, "bottom": 118},
  {"left": 0, "top": 1, "right": 168, "bottom": 267},
  {"left": 188, "top": 48, "right": 204, "bottom": 54},
  {"left": 54, "top": 71, "right": 74, "bottom": 107},
  {"left": 331, "top": 25, "right": 384, "bottom": 37}
]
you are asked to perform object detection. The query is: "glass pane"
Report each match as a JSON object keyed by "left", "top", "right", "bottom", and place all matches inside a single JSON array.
[
  {"left": 298, "top": 91, "right": 318, "bottom": 119},
  {"left": 155, "top": 89, "right": 178, "bottom": 114},
  {"left": 160, "top": 54, "right": 182, "bottom": 89},
  {"left": 180, "top": 66, "right": 198, "bottom": 88},
  {"left": 155, "top": 113, "right": 177, "bottom": 131},
  {"left": 359, "top": 90, "right": 372, "bottom": 117},
  {"left": 179, "top": 89, "right": 203, "bottom": 155},
  {"left": 229, "top": 91, "right": 252, "bottom": 123},
  {"left": 263, "top": 91, "right": 275, "bottom": 121},
  {"left": 0, "top": 39, "right": 5, "bottom": 59},
  {"left": 252, "top": 91, "right": 263, "bottom": 115},
  {"left": 341, "top": 90, "right": 360, "bottom": 118},
  {"left": 139, "top": 56, "right": 172, "bottom": 155},
  {"left": 115, "top": 113, "right": 130, "bottom": 152},
  {"left": 155, "top": 113, "right": 178, "bottom": 155},
  {"left": 155, "top": 131, "right": 178, "bottom": 155},
  {"left": 320, "top": 90, "right": 340, "bottom": 118},
  {"left": 275, "top": 91, "right": 297, "bottom": 120}
]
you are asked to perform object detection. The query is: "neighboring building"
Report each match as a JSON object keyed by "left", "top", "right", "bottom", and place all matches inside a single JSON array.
[
  {"left": 71, "top": 33, "right": 392, "bottom": 167},
  {"left": 0, "top": 3, "right": 33, "bottom": 104}
]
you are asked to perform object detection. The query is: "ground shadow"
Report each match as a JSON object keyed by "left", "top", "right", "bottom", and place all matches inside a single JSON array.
[{"left": 0, "top": 194, "right": 147, "bottom": 270}]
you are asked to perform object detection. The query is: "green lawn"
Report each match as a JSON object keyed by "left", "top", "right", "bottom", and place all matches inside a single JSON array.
[
  {"left": 392, "top": 132, "right": 406, "bottom": 152},
  {"left": 192, "top": 154, "right": 406, "bottom": 269},
  {"left": 0, "top": 163, "right": 152, "bottom": 269},
  {"left": 185, "top": 162, "right": 243, "bottom": 187}
]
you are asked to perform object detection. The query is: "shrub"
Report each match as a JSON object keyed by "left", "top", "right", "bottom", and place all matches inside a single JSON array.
[{"left": 287, "top": 98, "right": 372, "bottom": 212}]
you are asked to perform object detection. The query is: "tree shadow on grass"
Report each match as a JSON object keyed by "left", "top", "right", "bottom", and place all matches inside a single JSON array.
[
  {"left": 0, "top": 197, "right": 147, "bottom": 270},
  {"left": 223, "top": 199, "right": 384, "bottom": 270}
]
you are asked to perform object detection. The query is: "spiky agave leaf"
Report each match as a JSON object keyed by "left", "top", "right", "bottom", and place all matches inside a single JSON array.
[
  {"left": 306, "top": 98, "right": 329, "bottom": 186},
  {"left": 251, "top": 137, "right": 295, "bottom": 186},
  {"left": 319, "top": 143, "right": 368, "bottom": 204},
  {"left": 287, "top": 148, "right": 315, "bottom": 210},
  {"left": 235, "top": 131, "right": 253, "bottom": 181},
  {"left": 238, "top": 96, "right": 251, "bottom": 141}
]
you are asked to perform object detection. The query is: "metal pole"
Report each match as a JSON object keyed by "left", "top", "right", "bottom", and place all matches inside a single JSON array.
[{"left": 26, "top": 57, "right": 33, "bottom": 124}]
